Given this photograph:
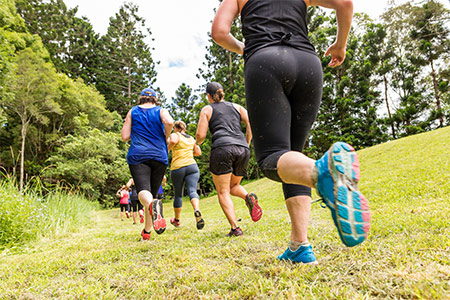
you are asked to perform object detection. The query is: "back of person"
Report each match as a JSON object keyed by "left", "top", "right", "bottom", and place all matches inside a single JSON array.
[
  {"left": 209, "top": 101, "right": 248, "bottom": 149},
  {"left": 240, "top": 0, "right": 316, "bottom": 61},
  {"left": 170, "top": 132, "right": 197, "bottom": 170},
  {"left": 119, "top": 191, "right": 129, "bottom": 205},
  {"left": 127, "top": 105, "right": 168, "bottom": 165}
]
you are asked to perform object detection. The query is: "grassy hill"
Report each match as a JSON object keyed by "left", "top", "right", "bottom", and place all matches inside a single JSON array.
[{"left": 0, "top": 127, "right": 449, "bottom": 299}]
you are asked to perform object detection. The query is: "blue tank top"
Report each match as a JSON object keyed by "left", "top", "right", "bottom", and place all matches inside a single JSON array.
[
  {"left": 241, "top": 0, "right": 316, "bottom": 62},
  {"left": 127, "top": 106, "right": 168, "bottom": 165}
]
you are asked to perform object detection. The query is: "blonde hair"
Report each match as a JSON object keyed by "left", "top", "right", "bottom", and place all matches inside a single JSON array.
[{"left": 174, "top": 120, "right": 187, "bottom": 131}]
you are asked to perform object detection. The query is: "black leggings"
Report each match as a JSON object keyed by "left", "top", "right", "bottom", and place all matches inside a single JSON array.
[
  {"left": 244, "top": 46, "right": 323, "bottom": 199},
  {"left": 129, "top": 159, "right": 167, "bottom": 200}
]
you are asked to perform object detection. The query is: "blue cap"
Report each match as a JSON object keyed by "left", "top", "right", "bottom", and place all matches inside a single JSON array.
[{"left": 140, "top": 88, "right": 157, "bottom": 97}]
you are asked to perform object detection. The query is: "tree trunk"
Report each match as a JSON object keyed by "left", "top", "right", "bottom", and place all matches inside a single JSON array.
[
  {"left": 384, "top": 75, "right": 396, "bottom": 139},
  {"left": 20, "top": 116, "right": 28, "bottom": 192},
  {"left": 228, "top": 52, "right": 233, "bottom": 87},
  {"left": 430, "top": 60, "right": 443, "bottom": 127}
]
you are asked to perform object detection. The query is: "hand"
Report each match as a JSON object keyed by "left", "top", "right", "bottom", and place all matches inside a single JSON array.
[{"left": 325, "top": 43, "right": 346, "bottom": 68}]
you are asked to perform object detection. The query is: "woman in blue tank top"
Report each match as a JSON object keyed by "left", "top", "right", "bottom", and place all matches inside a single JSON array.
[
  {"left": 121, "top": 87, "right": 174, "bottom": 240},
  {"left": 212, "top": 0, "right": 370, "bottom": 264}
]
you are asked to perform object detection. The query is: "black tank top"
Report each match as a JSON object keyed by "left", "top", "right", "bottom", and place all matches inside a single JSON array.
[
  {"left": 209, "top": 102, "right": 249, "bottom": 149},
  {"left": 241, "top": 0, "right": 316, "bottom": 61}
]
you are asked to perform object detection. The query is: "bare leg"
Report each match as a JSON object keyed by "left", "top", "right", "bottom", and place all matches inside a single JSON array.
[
  {"left": 120, "top": 211, "right": 124, "bottom": 221},
  {"left": 138, "top": 190, "right": 154, "bottom": 232},
  {"left": 229, "top": 174, "right": 247, "bottom": 200},
  {"left": 132, "top": 212, "right": 137, "bottom": 224},
  {"left": 190, "top": 198, "right": 200, "bottom": 211},
  {"left": 173, "top": 207, "right": 182, "bottom": 220},
  {"left": 277, "top": 151, "right": 316, "bottom": 187},
  {"left": 286, "top": 195, "right": 311, "bottom": 243},
  {"left": 212, "top": 173, "right": 239, "bottom": 229}
]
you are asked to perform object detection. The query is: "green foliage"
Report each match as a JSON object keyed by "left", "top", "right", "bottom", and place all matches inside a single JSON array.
[
  {"left": 45, "top": 124, "right": 129, "bottom": 207},
  {"left": 0, "top": 177, "right": 97, "bottom": 249},
  {"left": 95, "top": 2, "right": 158, "bottom": 117}
]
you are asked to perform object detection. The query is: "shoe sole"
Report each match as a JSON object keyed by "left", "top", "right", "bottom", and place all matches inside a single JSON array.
[
  {"left": 245, "top": 193, "right": 262, "bottom": 222},
  {"left": 170, "top": 218, "right": 180, "bottom": 228},
  {"left": 196, "top": 217, "right": 205, "bottom": 230},
  {"left": 151, "top": 200, "right": 166, "bottom": 234},
  {"left": 328, "top": 142, "right": 370, "bottom": 247}
]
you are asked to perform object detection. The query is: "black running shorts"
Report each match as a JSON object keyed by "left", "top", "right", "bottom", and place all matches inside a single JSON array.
[{"left": 209, "top": 145, "right": 250, "bottom": 176}]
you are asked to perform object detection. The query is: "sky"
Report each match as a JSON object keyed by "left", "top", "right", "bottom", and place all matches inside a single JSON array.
[{"left": 64, "top": 0, "right": 450, "bottom": 100}]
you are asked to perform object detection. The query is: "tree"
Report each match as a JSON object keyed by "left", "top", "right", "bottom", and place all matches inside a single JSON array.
[
  {"left": 170, "top": 83, "right": 198, "bottom": 125},
  {"left": 4, "top": 48, "right": 60, "bottom": 190},
  {"left": 409, "top": 0, "right": 450, "bottom": 128},
  {"left": 96, "top": 2, "right": 158, "bottom": 117},
  {"left": 15, "top": 0, "right": 100, "bottom": 84},
  {"left": 45, "top": 115, "right": 129, "bottom": 206}
]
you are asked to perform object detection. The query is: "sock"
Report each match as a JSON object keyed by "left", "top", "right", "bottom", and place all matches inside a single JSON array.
[
  {"left": 143, "top": 229, "right": 151, "bottom": 234},
  {"left": 289, "top": 241, "right": 310, "bottom": 252},
  {"left": 311, "top": 165, "right": 318, "bottom": 187},
  {"left": 174, "top": 218, "right": 179, "bottom": 222},
  {"left": 231, "top": 227, "right": 240, "bottom": 231}
]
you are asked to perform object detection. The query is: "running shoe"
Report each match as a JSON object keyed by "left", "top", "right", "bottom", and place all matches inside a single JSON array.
[
  {"left": 151, "top": 199, "right": 166, "bottom": 234},
  {"left": 227, "top": 227, "right": 243, "bottom": 237},
  {"left": 277, "top": 245, "right": 318, "bottom": 264},
  {"left": 126, "top": 212, "right": 129, "bottom": 218},
  {"left": 139, "top": 214, "right": 144, "bottom": 224},
  {"left": 141, "top": 229, "right": 151, "bottom": 241},
  {"left": 194, "top": 211, "right": 205, "bottom": 230},
  {"left": 315, "top": 142, "right": 371, "bottom": 247},
  {"left": 170, "top": 218, "right": 180, "bottom": 227},
  {"left": 245, "top": 193, "right": 262, "bottom": 222}
]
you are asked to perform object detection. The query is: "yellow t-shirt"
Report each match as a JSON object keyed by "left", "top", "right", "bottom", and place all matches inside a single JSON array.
[{"left": 170, "top": 132, "right": 197, "bottom": 170}]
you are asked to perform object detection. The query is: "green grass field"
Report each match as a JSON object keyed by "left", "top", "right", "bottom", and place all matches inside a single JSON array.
[{"left": 0, "top": 127, "right": 449, "bottom": 299}]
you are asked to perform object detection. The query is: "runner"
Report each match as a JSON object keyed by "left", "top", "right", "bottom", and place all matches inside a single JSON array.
[
  {"left": 121, "top": 87, "right": 174, "bottom": 240},
  {"left": 127, "top": 178, "right": 144, "bottom": 224},
  {"left": 196, "top": 82, "right": 262, "bottom": 237},
  {"left": 168, "top": 121, "right": 205, "bottom": 230},
  {"left": 116, "top": 185, "right": 130, "bottom": 221},
  {"left": 211, "top": 0, "right": 370, "bottom": 263}
]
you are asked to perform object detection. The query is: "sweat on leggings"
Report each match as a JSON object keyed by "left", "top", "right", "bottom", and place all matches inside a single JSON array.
[{"left": 244, "top": 45, "right": 323, "bottom": 199}]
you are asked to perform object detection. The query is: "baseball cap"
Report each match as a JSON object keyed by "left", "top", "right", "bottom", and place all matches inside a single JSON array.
[
  {"left": 206, "top": 82, "right": 223, "bottom": 96},
  {"left": 140, "top": 88, "right": 157, "bottom": 97}
]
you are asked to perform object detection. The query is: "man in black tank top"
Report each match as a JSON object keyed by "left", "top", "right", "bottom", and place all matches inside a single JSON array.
[
  {"left": 212, "top": 0, "right": 371, "bottom": 264},
  {"left": 196, "top": 82, "right": 263, "bottom": 237}
]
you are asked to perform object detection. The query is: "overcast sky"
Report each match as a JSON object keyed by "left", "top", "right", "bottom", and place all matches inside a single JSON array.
[{"left": 64, "top": 0, "right": 450, "bottom": 100}]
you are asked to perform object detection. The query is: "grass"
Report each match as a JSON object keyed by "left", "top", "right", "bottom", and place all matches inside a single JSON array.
[
  {"left": 0, "top": 179, "right": 97, "bottom": 251},
  {"left": 0, "top": 127, "right": 449, "bottom": 299}
]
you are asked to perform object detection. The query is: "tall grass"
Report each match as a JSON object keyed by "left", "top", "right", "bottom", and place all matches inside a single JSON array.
[{"left": 0, "top": 178, "right": 97, "bottom": 250}]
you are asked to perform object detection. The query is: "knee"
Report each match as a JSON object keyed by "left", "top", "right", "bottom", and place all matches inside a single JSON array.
[{"left": 256, "top": 150, "right": 289, "bottom": 183}]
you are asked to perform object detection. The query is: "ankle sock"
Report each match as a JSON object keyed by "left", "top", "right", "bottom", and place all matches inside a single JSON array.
[
  {"left": 289, "top": 241, "right": 310, "bottom": 252},
  {"left": 143, "top": 229, "right": 151, "bottom": 234}
]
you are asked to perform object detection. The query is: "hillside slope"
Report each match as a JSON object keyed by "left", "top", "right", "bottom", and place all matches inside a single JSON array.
[{"left": 0, "top": 127, "right": 449, "bottom": 299}]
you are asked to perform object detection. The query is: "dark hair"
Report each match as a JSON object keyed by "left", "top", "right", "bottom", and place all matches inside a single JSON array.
[
  {"left": 212, "top": 89, "right": 225, "bottom": 103},
  {"left": 138, "top": 95, "right": 157, "bottom": 105}
]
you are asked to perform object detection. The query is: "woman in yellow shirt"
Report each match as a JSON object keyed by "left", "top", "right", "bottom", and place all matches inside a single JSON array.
[{"left": 168, "top": 121, "right": 204, "bottom": 229}]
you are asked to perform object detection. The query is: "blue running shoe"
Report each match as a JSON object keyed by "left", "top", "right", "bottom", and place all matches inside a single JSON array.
[
  {"left": 277, "top": 245, "right": 318, "bottom": 264},
  {"left": 315, "top": 142, "right": 371, "bottom": 247}
]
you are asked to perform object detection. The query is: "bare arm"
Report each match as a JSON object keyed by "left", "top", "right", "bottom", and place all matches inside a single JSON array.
[
  {"left": 195, "top": 106, "right": 212, "bottom": 145},
  {"left": 307, "top": 0, "right": 353, "bottom": 67},
  {"left": 234, "top": 104, "right": 252, "bottom": 145},
  {"left": 167, "top": 132, "right": 179, "bottom": 151},
  {"left": 193, "top": 144, "right": 202, "bottom": 156},
  {"left": 211, "top": 0, "right": 244, "bottom": 55},
  {"left": 121, "top": 110, "right": 132, "bottom": 141},
  {"left": 160, "top": 108, "right": 174, "bottom": 141}
]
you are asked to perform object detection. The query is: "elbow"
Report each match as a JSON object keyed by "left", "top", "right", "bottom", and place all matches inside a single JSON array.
[{"left": 211, "top": 26, "right": 228, "bottom": 45}]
